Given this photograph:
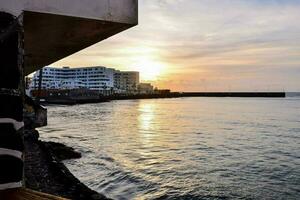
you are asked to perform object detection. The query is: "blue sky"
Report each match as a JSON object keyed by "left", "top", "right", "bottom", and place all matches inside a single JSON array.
[{"left": 54, "top": 0, "right": 300, "bottom": 91}]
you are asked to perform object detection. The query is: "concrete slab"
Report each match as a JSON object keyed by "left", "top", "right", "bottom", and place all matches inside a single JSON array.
[
  {"left": 0, "top": 0, "right": 138, "bottom": 75},
  {"left": 23, "top": 11, "right": 135, "bottom": 75},
  {"left": 0, "top": 0, "right": 138, "bottom": 25}
]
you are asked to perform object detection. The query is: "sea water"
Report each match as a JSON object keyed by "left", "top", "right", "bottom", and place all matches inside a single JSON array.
[{"left": 39, "top": 95, "right": 300, "bottom": 199}]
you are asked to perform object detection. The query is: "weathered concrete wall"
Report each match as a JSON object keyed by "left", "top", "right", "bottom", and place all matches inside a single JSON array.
[{"left": 0, "top": 0, "right": 138, "bottom": 24}]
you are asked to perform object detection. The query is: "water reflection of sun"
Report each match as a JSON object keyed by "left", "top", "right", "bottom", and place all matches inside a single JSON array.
[{"left": 138, "top": 102, "right": 155, "bottom": 132}]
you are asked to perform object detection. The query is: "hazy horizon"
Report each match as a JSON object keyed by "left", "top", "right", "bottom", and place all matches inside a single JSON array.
[{"left": 52, "top": 0, "right": 300, "bottom": 92}]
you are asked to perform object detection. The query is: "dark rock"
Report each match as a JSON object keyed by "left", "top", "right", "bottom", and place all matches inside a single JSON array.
[
  {"left": 24, "top": 129, "right": 110, "bottom": 200},
  {"left": 24, "top": 129, "right": 39, "bottom": 142},
  {"left": 43, "top": 141, "right": 82, "bottom": 161}
]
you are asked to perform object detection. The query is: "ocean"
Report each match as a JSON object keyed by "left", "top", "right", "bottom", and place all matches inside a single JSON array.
[{"left": 39, "top": 94, "right": 300, "bottom": 200}]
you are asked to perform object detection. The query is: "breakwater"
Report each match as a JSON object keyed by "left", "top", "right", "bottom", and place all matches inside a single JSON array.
[
  {"left": 42, "top": 92, "right": 286, "bottom": 105},
  {"left": 180, "top": 92, "right": 286, "bottom": 98},
  {"left": 109, "top": 92, "right": 286, "bottom": 100}
]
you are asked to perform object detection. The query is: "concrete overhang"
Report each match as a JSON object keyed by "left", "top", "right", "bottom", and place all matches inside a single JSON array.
[{"left": 0, "top": 0, "right": 138, "bottom": 75}]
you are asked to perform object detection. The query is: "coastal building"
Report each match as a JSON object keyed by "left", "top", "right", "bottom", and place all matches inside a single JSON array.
[
  {"left": 154, "top": 89, "right": 171, "bottom": 95},
  {"left": 31, "top": 66, "right": 115, "bottom": 92},
  {"left": 114, "top": 71, "right": 140, "bottom": 93},
  {"left": 138, "top": 83, "right": 154, "bottom": 94},
  {"left": 25, "top": 77, "right": 32, "bottom": 89}
]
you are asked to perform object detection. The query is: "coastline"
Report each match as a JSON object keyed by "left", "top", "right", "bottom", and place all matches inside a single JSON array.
[
  {"left": 24, "top": 129, "right": 110, "bottom": 200},
  {"left": 41, "top": 92, "right": 286, "bottom": 105}
]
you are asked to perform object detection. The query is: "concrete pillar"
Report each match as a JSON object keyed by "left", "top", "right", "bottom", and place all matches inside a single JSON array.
[{"left": 0, "top": 12, "right": 24, "bottom": 190}]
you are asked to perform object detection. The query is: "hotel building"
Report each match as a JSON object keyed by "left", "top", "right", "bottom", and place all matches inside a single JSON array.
[
  {"left": 31, "top": 66, "right": 115, "bottom": 91},
  {"left": 30, "top": 66, "right": 141, "bottom": 94},
  {"left": 138, "top": 83, "right": 154, "bottom": 94},
  {"left": 114, "top": 71, "right": 140, "bottom": 93}
]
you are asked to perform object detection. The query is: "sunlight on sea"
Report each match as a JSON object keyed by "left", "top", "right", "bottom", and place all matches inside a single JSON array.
[{"left": 39, "top": 96, "right": 300, "bottom": 200}]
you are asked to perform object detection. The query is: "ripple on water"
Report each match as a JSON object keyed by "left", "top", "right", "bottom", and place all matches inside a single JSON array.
[{"left": 40, "top": 98, "right": 300, "bottom": 200}]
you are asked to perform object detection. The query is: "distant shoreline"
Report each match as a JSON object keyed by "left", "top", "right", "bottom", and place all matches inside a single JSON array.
[
  {"left": 38, "top": 91, "right": 286, "bottom": 105},
  {"left": 180, "top": 92, "right": 286, "bottom": 98}
]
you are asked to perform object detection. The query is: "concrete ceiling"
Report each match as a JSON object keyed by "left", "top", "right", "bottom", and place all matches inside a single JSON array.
[
  {"left": 23, "top": 11, "right": 136, "bottom": 75},
  {"left": 0, "top": 0, "right": 138, "bottom": 75}
]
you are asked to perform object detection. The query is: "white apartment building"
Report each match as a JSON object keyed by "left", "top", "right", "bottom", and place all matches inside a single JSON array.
[
  {"left": 138, "top": 83, "right": 154, "bottom": 94},
  {"left": 31, "top": 66, "right": 115, "bottom": 91},
  {"left": 114, "top": 71, "right": 139, "bottom": 93}
]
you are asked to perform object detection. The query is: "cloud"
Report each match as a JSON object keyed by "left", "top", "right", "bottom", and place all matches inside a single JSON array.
[{"left": 53, "top": 0, "right": 300, "bottom": 91}]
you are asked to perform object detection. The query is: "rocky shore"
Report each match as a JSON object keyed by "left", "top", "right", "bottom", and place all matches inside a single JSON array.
[{"left": 24, "top": 129, "right": 110, "bottom": 200}]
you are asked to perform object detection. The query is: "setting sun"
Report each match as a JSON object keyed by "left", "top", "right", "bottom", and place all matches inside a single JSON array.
[{"left": 133, "top": 56, "right": 165, "bottom": 81}]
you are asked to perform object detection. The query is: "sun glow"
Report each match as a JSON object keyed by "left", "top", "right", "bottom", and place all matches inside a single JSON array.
[{"left": 133, "top": 56, "right": 165, "bottom": 81}]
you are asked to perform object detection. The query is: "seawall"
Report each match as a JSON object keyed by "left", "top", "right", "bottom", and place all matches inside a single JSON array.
[
  {"left": 181, "top": 92, "right": 286, "bottom": 98},
  {"left": 42, "top": 92, "right": 286, "bottom": 105}
]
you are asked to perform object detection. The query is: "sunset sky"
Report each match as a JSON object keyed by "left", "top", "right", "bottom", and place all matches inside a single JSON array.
[{"left": 53, "top": 0, "right": 300, "bottom": 92}]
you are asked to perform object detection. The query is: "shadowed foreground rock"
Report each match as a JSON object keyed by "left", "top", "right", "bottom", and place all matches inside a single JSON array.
[
  {"left": 24, "top": 129, "right": 110, "bottom": 200},
  {"left": 43, "top": 141, "right": 82, "bottom": 161}
]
